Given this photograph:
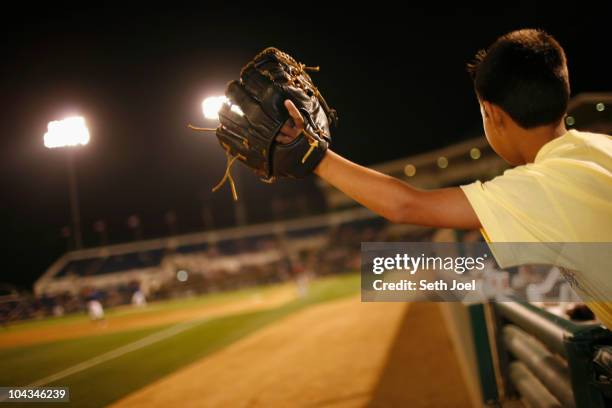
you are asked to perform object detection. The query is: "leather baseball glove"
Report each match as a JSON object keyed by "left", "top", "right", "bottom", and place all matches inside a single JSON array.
[{"left": 190, "top": 47, "right": 337, "bottom": 199}]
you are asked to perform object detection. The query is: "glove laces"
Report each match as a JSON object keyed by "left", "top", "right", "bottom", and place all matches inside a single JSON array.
[
  {"left": 188, "top": 124, "right": 243, "bottom": 201},
  {"left": 211, "top": 151, "right": 243, "bottom": 201}
]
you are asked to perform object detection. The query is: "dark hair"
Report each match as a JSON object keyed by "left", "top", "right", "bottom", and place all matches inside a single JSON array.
[{"left": 467, "top": 29, "right": 570, "bottom": 129}]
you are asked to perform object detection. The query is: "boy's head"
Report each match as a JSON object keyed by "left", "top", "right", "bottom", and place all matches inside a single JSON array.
[{"left": 468, "top": 29, "right": 570, "bottom": 164}]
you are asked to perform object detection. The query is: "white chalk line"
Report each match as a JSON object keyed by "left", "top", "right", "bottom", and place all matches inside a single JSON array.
[
  {"left": 1, "top": 290, "right": 295, "bottom": 402},
  {"left": 26, "top": 318, "right": 206, "bottom": 388}
]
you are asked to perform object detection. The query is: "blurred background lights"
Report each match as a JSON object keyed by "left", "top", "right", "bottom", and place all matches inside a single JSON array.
[
  {"left": 43, "top": 116, "right": 90, "bottom": 148},
  {"left": 437, "top": 156, "right": 448, "bottom": 169},
  {"left": 403, "top": 164, "right": 416, "bottom": 177},
  {"left": 470, "top": 147, "right": 481, "bottom": 160},
  {"left": 596, "top": 102, "right": 605, "bottom": 112},
  {"left": 565, "top": 115, "right": 575, "bottom": 126},
  {"left": 202, "top": 96, "right": 228, "bottom": 120},
  {"left": 176, "top": 270, "right": 189, "bottom": 282}
]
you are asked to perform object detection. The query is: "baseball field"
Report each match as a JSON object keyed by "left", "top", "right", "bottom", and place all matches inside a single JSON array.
[{"left": 0, "top": 273, "right": 472, "bottom": 407}]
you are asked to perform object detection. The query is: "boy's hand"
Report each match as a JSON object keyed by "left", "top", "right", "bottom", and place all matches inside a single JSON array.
[{"left": 276, "top": 100, "right": 305, "bottom": 144}]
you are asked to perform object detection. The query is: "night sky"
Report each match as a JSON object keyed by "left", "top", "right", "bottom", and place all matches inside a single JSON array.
[{"left": 1, "top": 5, "right": 610, "bottom": 289}]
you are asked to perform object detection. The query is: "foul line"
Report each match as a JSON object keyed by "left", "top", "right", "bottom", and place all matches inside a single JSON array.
[{"left": 26, "top": 319, "right": 205, "bottom": 388}]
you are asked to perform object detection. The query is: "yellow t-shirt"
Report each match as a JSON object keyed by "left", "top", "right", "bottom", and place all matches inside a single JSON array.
[{"left": 461, "top": 129, "right": 612, "bottom": 328}]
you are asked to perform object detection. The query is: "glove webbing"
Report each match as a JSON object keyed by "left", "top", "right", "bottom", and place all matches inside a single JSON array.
[
  {"left": 246, "top": 48, "right": 338, "bottom": 127},
  {"left": 276, "top": 52, "right": 338, "bottom": 126}
]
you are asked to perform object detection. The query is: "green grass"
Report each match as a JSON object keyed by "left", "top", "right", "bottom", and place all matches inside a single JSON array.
[{"left": 0, "top": 273, "right": 359, "bottom": 407}]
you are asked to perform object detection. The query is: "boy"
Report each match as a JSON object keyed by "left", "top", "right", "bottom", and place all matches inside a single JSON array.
[{"left": 280, "top": 29, "right": 612, "bottom": 327}]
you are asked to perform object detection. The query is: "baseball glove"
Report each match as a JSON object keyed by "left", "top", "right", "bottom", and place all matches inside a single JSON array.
[{"left": 190, "top": 47, "right": 337, "bottom": 200}]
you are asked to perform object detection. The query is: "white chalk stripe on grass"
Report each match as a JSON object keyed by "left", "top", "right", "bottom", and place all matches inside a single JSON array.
[{"left": 27, "top": 319, "right": 206, "bottom": 388}]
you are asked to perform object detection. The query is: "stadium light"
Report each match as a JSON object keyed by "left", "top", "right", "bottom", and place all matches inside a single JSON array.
[
  {"left": 437, "top": 156, "right": 449, "bottom": 169},
  {"left": 43, "top": 116, "right": 90, "bottom": 250},
  {"left": 202, "top": 96, "right": 228, "bottom": 120},
  {"left": 201, "top": 96, "right": 244, "bottom": 121},
  {"left": 176, "top": 270, "right": 189, "bottom": 282},
  {"left": 44, "top": 116, "right": 90, "bottom": 148},
  {"left": 404, "top": 164, "right": 416, "bottom": 177}
]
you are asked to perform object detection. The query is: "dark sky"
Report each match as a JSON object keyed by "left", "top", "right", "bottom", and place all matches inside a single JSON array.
[{"left": 1, "top": 5, "right": 610, "bottom": 289}]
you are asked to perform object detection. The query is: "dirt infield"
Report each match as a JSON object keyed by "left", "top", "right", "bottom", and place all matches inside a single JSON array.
[
  {"left": 113, "top": 297, "right": 472, "bottom": 407},
  {"left": 0, "top": 286, "right": 296, "bottom": 349}
]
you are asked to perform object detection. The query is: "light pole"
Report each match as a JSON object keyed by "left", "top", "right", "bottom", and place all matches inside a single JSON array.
[{"left": 44, "top": 116, "right": 90, "bottom": 250}]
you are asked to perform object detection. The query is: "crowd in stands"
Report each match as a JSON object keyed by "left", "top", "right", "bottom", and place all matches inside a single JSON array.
[
  {"left": 2, "top": 216, "right": 427, "bottom": 324},
  {"left": 1, "top": 215, "right": 592, "bottom": 325}
]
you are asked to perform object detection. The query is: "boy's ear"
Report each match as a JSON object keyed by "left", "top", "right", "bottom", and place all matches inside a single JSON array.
[{"left": 482, "top": 100, "right": 504, "bottom": 128}]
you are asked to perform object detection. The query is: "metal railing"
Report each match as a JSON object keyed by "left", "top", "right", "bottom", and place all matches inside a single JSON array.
[{"left": 469, "top": 299, "right": 612, "bottom": 407}]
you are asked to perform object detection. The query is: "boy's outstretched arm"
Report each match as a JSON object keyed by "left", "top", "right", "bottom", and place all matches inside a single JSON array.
[
  {"left": 282, "top": 100, "right": 481, "bottom": 230},
  {"left": 314, "top": 151, "right": 481, "bottom": 229}
]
